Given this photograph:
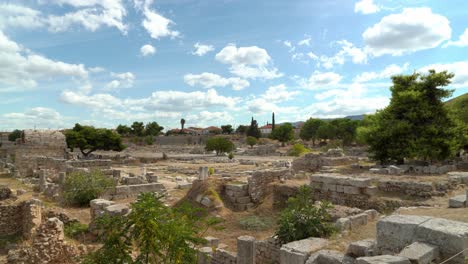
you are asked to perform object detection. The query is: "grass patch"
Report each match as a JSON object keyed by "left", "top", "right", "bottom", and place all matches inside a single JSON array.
[
  {"left": 239, "top": 216, "right": 275, "bottom": 231},
  {"left": 64, "top": 222, "right": 88, "bottom": 239}
]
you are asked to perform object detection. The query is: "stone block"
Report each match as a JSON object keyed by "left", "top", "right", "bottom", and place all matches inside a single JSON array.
[
  {"left": 398, "top": 242, "right": 439, "bottom": 264},
  {"left": 357, "top": 255, "right": 411, "bottom": 264},
  {"left": 344, "top": 186, "right": 361, "bottom": 195},
  {"left": 336, "top": 185, "right": 344, "bottom": 193},
  {"left": 177, "top": 182, "right": 192, "bottom": 189},
  {"left": 335, "top": 218, "right": 351, "bottom": 232},
  {"left": 364, "top": 186, "right": 378, "bottom": 197},
  {"left": 346, "top": 239, "right": 375, "bottom": 257},
  {"left": 280, "top": 238, "right": 329, "bottom": 264},
  {"left": 364, "top": 209, "right": 379, "bottom": 221},
  {"left": 237, "top": 235, "right": 255, "bottom": 264},
  {"left": 105, "top": 204, "right": 130, "bottom": 216},
  {"left": 376, "top": 215, "right": 432, "bottom": 254},
  {"left": 324, "top": 184, "right": 337, "bottom": 192},
  {"left": 198, "top": 247, "right": 213, "bottom": 264},
  {"left": 349, "top": 214, "right": 368, "bottom": 230},
  {"left": 306, "top": 250, "right": 354, "bottom": 264},
  {"left": 414, "top": 217, "right": 468, "bottom": 263},
  {"left": 204, "top": 236, "right": 220, "bottom": 247},
  {"left": 236, "top": 196, "right": 252, "bottom": 204},
  {"left": 449, "top": 195, "right": 466, "bottom": 208},
  {"left": 347, "top": 178, "right": 372, "bottom": 188},
  {"left": 200, "top": 197, "right": 213, "bottom": 207},
  {"left": 226, "top": 184, "right": 247, "bottom": 192}
]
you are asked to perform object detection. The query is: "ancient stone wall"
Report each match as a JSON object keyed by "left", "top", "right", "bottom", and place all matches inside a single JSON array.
[
  {"left": 102, "top": 183, "right": 166, "bottom": 200},
  {"left": 224, "top": 183, "right": 253, "bottom": 211},
  {"left": 0, "top": 199, "right": 42, "bottom": 238},
  {"left": 292, "top": 152, "right": 358, "bottom": 172},
  {"left": 248, "top": 168, "right": 292, "bottom": 203},
  {"left": 210, "top": 249, "right": 237, "bottom": 264},
  {"left": 377, "top": 180, "right": 434, "bottom": 198},
  {"left": 255, "top": 237, "right": 281, "bottom": 264}
]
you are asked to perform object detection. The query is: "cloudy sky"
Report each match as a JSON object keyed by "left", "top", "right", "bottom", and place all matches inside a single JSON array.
[{"left": 0, "top": 0, "right": 467, "bottom": 131}]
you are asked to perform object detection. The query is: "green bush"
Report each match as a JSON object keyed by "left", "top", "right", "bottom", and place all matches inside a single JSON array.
[
  {"left": 275, "top": 186, "right": 335, "bottom": 244},
  {"left": 288, "top": 143, "right": 310, "bottom": 157},
  {"left": 246, "top": 136, "right": 257, "bottom": 148},
  {"left": 208, "top": 167, "right": 215, "bottom": 175},
  {"left": 64, "top": 222, "right": 88, "bottom": 239},
  {"left": 239, "top": 216, "right": 274, "bottom": 231},
  {"left": 228, "top": 152, "right": 234, "bottom": 160},
  {"left": 63, "top": 170, "right": 115, "bottom": 207},
  {"left": 145, "top": 136, "right": 154, "bottom": 145},
  {"left": 205, "top": 137, "right": 235, "bottom": 155}
]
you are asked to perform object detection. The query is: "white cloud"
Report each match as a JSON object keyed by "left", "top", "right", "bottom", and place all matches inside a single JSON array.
[
  {"left": 319, "top": 40, "right": 367, "bottom": 69},
  {"left": 298, "top": 36, "right": 311, "bottom": 46},
  {"left": 0, "top": 4, "right": 45, "bottom": 29},
  {"left": 363, "top": 8, "right": 451, "bottom": 56},
  {"left": 0, "top": 30, "right": 88, "bottom": 91},
  {"left": 354, "top": 0, "right": 380, "bottom": 14},
  {"left": 307, "top": 52, "right": 319, "bottom": 60},
  {"left": 261, "top": 84, "right": 300, "bottom": 103},
  {"left": 140, "top": 44, "right": 156, "bottom": 56},
  {"left": 1, "top": 107, "right": 66, "bottom": 129},
  {"left": 306, "top": 71, "right": 343, "bottom": 89},
  {"left": 88, "top": 67, "right": 106, "bottom": 73},
  {"left": 184, "top": 72, "right": 250, "bottom": 90},
  {"left": 192, "top": 43, "right": 214, "bottom": 56},
  {"left": 283, "top": 41, "right": 292, "bottom": 48},
  {"left": 215, "top": 44, "right": 282, "bottom": 80},
  {"left": 186, "top": 111, "right": 233, "bottom": 127},
  {"left": 104, "top": 72, "right": 135, "bottom": 91},
  {"left": 141, "top": 9, "right": 179, "bottom": 39},
  {"left": 246, "top": 98, "right": 299, "bottom": 115},
  {"left": 419, "top": 61, "right": 468, "bottom": 88},
  {"left": 354, "top": 63, "right": 409, "bottom": 83},
  {"left": 444, "top": 29, "right": 468, "bottom": 48}
]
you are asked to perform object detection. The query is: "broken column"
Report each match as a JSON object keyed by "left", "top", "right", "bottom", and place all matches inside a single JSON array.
[
  {"left": 199, "top": 167, "right": 209, "bottom": 180},
  {"left": 237, "top": 235, "right": 255, "bottom": 264}
]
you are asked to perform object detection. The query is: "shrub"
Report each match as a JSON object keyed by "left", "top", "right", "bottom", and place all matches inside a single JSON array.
[
  {"left": 208, "top": 167, "right": 215, "bottom": 175},
  {"left": 205, "top": 137, "right": 235, "bottom": 155},
  {"left": 64, "top": 222, "right": 88, "bottom": 239},
  {"left": 228, "top": 152, "right": 234, "bottom": 160},
  {"left": 275, "top": 186, "right": 335, "bottom": 244},
  {"left": 8, "top": 129, "right": 22, "bottom": 142},
  {"left": 145, "top": 136, "right": 154, "bottom": 145},
  {"left": 246, "top": 136, "right": 257, "bottom": 148},
  {"left": 63, "top": 170, "right": 115, "bottom": 207},
  {"left": 288, "top": 143, "right": 311, "bottom": 157},
  {"left": 239, "top": 216, "right": 274, "bottom": 231}
]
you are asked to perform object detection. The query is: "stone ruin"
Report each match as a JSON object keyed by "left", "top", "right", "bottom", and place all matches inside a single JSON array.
[{"left": 292, "top": 149, "right": 359, "bottom": 173}]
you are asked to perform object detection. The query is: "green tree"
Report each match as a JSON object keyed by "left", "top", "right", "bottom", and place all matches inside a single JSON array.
[
  {"left": 180, "top": 118, "right": 186, "bottom": 131},
  {"left": 62, "top": 170, "right": 115, "bottom": 206},
  {"left": 8, "top": 129, "right": 22, "bottom": 142},
  {"left": 221, "top": 125, "right": 234, "bottom": 134},
  {"left": 272, "top": 112, "right": 276, "bottom": 131},
  {"left": 330, "top": 118, "right": 360, "bottom": 146},
  {"left": 205, "top": 137, "right": 235, "bottom": 155},
  {"left": 65, "top": 124, "right": 124, "bottom": 157},
  {"left": 316, "top": 122, "right": 336, "bottom": 142},
  {"left": 116, "top": 125, "right": 132, "bottom": 136},
  {"left": 145, "top": 122, "right": 164, "bottom": 136},
  {"left": 131, "top": 122, "right": 145, "bottom": 137},
  {"left": 299, "top": 118, "right": 325, "bottom": 145},
  {"left": 289, "top": 143, "right": 310, "bottom": 157},
  {"left": 246, "top": 136, "right": 257, "bottom": 148},
  {"left": 82, "top": 193, "right": 222, "bottom": 264},
  {"left": 246, "top": 117, "right": 261, "bottom": 139},
  {"left": 275, "top": 186, "right": 334, "bottom": 244},
  {"left": 236, "top": 125, "right": 248, "bottom": 135},
  {"left": 271, "top": 123, "right": 295, "bottom": 146},
  {"left": 359, "top": 70, "right": 465, "bottom": 164}
]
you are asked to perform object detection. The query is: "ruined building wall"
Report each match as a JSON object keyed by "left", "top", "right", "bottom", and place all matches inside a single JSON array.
[{"left": 0, "top": 199, "right": 42, "bottom": 238}]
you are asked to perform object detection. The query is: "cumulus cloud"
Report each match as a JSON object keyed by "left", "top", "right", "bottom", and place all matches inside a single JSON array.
[
  {"left": 363, "top": 8, "right": 451, "bottom": 56},
  {"left": 215, "top": 44, "right": 282, "bottom": 80},
  {"left": 319, "top": 40, "right": 367, "bottom": 69},
  {"left": 1, "top": 107, "right": 66, "bottom": 129},
  {"left": 246, "top": 98, "right": 299, "bottom": 115},
  {"left": 0, "top": 30, "right": 88, "bottom": 91},
  {"left": 261, "top": 84, "right": 300, "bottom": 103},
  {"left": 444, "top": 29, "right": 468, "bottom": 48},
  {"left": 192, "top": 43, "right": 214, "bottom": 56},
  {"left": 354, "top": 0, "right": 380, "bottom": 14},
  {"left": 186, "top": 111, "right": 233, "bottom": 127},
  {"left": 140, "top": 44, "right": 156, "bottom": 56},
  {"left": 306, "top": 71, "right": 343, "bottom": 89},
  {"left": 0, "top": 4, "right": 45, "bottom": 29},
  {"left": 354, "top": 63, "right": 409, "bottom": 83},
  {"left": 104, "top": 72, "right": 135, "bottom": 91},
  {"left": 419, "top": 61, "right": 468, "bottom": 88},
  {"left": 184, "top": 72, "right": 249, "bottom": 90},
  {"left": 298, "top": 36, "right": 311, "bottom": 46},
  {"left": 133, "top": 0, "right": 179, "bottom": 39}
]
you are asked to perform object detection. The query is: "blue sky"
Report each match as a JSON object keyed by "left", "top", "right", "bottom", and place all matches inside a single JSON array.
[{"left": 0, "top": 0, "right": 467, "bottom": 131}]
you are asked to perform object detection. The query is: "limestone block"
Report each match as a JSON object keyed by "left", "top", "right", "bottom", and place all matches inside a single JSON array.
[
  {"left": 306, "top": 250, "right": 354, "bottom": 264},
  {"left": 346, "top": 239, "right": 375, "bottom": 257},
  {"left": 364, "top": 209, "right": 379, "bottom": 221},
  {"left": 201, "top": 197, "right": 213, "bottom": 207},
  {"left": 414, "top": 217, "right": 468, "bottom": 263},
  {"left": 280, "top": 238, "right": 328, "bottom": 264},
  {"left": 177, "top": 182, "right": 193, "bottom": 189},
  {"left": 346, "top": 178, "right": 372, "bottom": 188},
  {"left": 105, "top": 204, "right": 130, "bottom": 216},
  {"left": 335, "top": 218, "right": 351, "bottom": 232},
  {"left": 226, "top": 184, "right": 247, "bottom": 192},
  {"left": 357, "top": 255, "right": 411, "bottom": 264},
  {"left": 449, "top": 195, "right": 466, "bottom": 208},
  {"left": 204, "top": 236, "right": 220, "bottom": 247},
  {"left": 344, "top": 186, "right": 361, "bottom": 195},
  {"left": 336, "top": 185, "right": 344, "bottom": 193},
  {"left": 349, "top": 214, "right": 368, "bottom": 230},
  {"left": 198, "top": 247, "right": 213, "bottom": 264},
  {"left": 398, "top": 242, "right": 439, "bottom": 264},
  {"left": 237, "top": 235, "right": 255, "bottom": 264},
  {"left": 324, "top": 184, "right": 337, "bottom": 192},
  {"left": 236, "top": 196, "right": 252, "bottom": 204},
  {"left": 376, "top": 215, "right": 432, "bottom": 254},
  {"left": 363, "top": 186, "right": 378, "bottom": 197}
]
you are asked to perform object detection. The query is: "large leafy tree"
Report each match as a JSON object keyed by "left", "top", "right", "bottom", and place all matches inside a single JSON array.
[
  {"left": 221, "top": 125, "right": 234, "bottom": 134},
  {"left": 205, "top": 136, "right": 235, "bottom": 155},
  {"left": 8, "top": 129, "right": 22, "bottom": 142},
  {"left": 83, "top": 192, "right": 222, "bottom": 264},
  {"left": 65, "top": 123, "right": 124, "bottom": 157},
  {"left": 300, "top": 118, "right": 325, "bottom": 145},
  {"left": 358, "top": 70, "right": 466, "bottom": 164},
  {"left": 236, "top": 125, "right": 248, "bottom": 135},
  {"left": 116, "top": 125, "right": 132, "bottom": 136},
  {"left": 131, "top": 122, "right": 145, "bottom": 137},
  {"left": 246, "top": 117, "right": 261, "bottom": 139},
  {"left": 145, "top": 122, "right": 164, "bottom": 136},
  {"left": 271, "top": 123, "right": 295, "bottom": 146}
]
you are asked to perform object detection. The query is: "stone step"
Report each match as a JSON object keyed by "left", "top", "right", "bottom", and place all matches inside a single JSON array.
[
  {"left": 398, "top": 242, "right": 439, "bottom": 264},
  {"left": 448, "top": 195, "right": 466, "bottom": 208},
  {"left": 357, "top": 255, "right": 411, "bottom": 264}
]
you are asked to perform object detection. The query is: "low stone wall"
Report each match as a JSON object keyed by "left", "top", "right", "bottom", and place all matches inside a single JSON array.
[
  {"left": 102, "top": 183, "right": 166, "bottom": 200},
  {"left": 292, "top": 153, "right": 358, "bottom": 173},
  {"left": 248, "top": 169, "right": 292, "bottom": 203},
  {"left": 255, "top": 237, "right": 281, "bottom": 264},
  {"left": 0, "top": 199, "right": 42, "bottom": 238},
  {"left": 211, "top": 249, "right": 237, "bottom": 264},
  {"left": 370, "top": 164, "right": 458, "bottom": 175},
  {"left": 377, "top": 180, "right": 434, "bottom": 198},
  {"left": 224, "top": 184, "right": 253, "bottom": 211}
]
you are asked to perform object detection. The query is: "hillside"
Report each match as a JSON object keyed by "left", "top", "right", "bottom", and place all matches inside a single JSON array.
[{"left": 445, "top": 93, "right": 468, "bottom": 124}]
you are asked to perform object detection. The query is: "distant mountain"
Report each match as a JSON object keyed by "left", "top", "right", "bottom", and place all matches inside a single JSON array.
[
  {"left": 344, "top": 114, "right": 365, "bottom": 121},
  {"left": 445, "top": 93, "right": 468, "bottom": 124}
]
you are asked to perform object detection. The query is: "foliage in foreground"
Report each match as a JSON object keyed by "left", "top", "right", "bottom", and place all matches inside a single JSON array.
[
  {"left": 357, "top": 70, "right": 467, "bottom": 164},
  {"left": 205, "top": 136, "right": 235, "bottom": 155},
  {"left": 63, "top": 170, "right": 115, "bottom": 207},
  {"left": 288, "top": 143, "right": 311, "bottom": 157},
  {"left": 82, "top": 192, "right": 223, "bottom": 264},
  {"left": 275, "top": 186, "right": 335, "bottom": 244}
]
